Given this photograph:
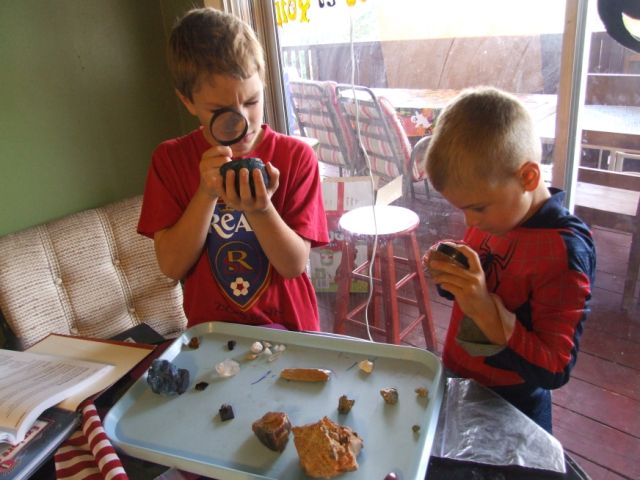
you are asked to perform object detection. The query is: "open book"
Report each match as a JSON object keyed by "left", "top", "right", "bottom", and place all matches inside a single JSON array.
[{"left": 0, "top": 334, "right": 155, "bottom": 446}]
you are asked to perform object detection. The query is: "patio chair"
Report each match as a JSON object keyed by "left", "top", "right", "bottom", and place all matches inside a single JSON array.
[
  {"left": 335, "top": 84, "right": 428, "bottom": 199},
  {"left": 288, "top": 79, "right": 361, "bottom": 175},
  {"left": 409, "top": 134, "right": 434, "bottom": 199}
]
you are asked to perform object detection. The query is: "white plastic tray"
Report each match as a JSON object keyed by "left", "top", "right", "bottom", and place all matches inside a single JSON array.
[{"left": 104, "top": 322, "right": 444, "bottom": 480}]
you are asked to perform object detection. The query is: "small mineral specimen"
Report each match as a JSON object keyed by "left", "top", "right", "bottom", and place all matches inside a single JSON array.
[
  {"left": 358, "top": 360, "right": 374, "bottom": 373},
  {"left": 250, "top": 341, "right": 264, "bottom": 354},
  {"left": 380, "top": 387, "right": 399, "bottom": 404},
  {"left": 412, "top": 425, "right": 421, "bottom": 434},
  {"left": 252, "top": 411, "right": 292, "bottom": 452},
  {"left": 292, "top": 417, "right": 363, "bottom": 478},
  {"left": 188, "top": 337, "right": 200, "bottom": 349},
  {"left": 195, "top": 381, "right": 209, "bottom": 391},
  {"left": 147, "top": 359, "right": 190, "bottom": 395},
  {"left": 338, "top": 395, "right": 355, "bottom": 414},
  {"left": 415, "top": 387, "right": 429, "bottom": 398},
  {"left": 227, "top": 340, "right": 237, "bottom": 350},
  {"left": 215, "top": 358, "right": 240, "bottom": 377},
  {"left": 280, "top": 368, "right": 331, "bottom": 382},
  {"left": 274, "top": 344, "right": 286, "bottom": 352},
  {"left": 219, "top": 404, "right": 235, "bottom": 421}
]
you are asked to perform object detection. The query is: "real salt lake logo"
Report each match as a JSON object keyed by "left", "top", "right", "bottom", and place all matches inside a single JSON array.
[{"left": 207, "top": 205, "right": 271, "bottom": 310}]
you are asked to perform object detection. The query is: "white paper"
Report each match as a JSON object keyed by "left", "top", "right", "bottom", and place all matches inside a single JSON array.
[
  {"left": 0, "top": 349, "right": 112, "bottom": 445},
  {"left": 27, "top": 335, "right": 154, "bottom": 411}
]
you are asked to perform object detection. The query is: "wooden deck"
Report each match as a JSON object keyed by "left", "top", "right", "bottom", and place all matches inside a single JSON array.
[{"left": 316, "top": 181, "right": 640, "bottom": 480}]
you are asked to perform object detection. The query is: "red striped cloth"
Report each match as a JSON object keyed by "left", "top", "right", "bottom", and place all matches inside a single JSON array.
[{"left": 54, "top": 401, "right": 128, "bottom": 480}]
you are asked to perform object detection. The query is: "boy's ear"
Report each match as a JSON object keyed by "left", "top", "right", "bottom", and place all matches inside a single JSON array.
[
  {"left": 519, "top": 161, "right": 541, "bottom": 191},
  {"left": 175, "top": 89, "right": 197, "bottom": 116}
]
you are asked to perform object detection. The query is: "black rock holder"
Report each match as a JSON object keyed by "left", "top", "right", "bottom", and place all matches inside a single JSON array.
[{"left": 219, "top": 157, "right": 269, "bottom": 197}]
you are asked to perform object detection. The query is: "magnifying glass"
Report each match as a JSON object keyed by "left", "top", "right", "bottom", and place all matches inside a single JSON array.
[
  {"left": 208, "top": 107, "right": 248, "bottom": 146},
  {"left": 210, "top": 107, "right": 269, "bottom": 195}
]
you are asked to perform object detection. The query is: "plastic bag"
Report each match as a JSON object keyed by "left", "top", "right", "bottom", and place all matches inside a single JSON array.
[{"left": 433, "top": 378, "right": 566, "bottom": 474}]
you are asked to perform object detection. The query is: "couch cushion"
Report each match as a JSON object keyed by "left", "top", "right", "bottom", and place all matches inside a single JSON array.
[{"left": 0, "top": 196, "right": 187, "bottom": 349}]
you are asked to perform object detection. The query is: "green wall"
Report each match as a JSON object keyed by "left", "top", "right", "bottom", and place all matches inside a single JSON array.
[{"left": 0, "top": 0, "right": 199, "bottom": 236}]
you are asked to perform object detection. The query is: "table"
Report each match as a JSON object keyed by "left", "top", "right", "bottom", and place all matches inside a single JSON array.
[
  {"left": 371, "top": 87, "right": 557, "bottom": 139},
  {"left": 575, "top": 181, "right": 640, "bottom": 216},
  {"left": 372, "top": 88, "right": 640, "bottom": 170}
]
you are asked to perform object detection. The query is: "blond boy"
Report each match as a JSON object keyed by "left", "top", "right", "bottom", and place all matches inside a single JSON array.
[{"left": 423, "top": 87, "right": 596, "bottom": 432}]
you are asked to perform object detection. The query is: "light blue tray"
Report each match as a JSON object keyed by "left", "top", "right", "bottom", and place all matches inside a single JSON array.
[{"left": 104, "top": 322, "right": 444, "bottom": 480}]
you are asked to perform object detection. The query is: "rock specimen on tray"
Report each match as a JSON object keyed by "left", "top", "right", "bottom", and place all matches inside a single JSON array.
[
  {"left": 280, "top": 368, "right": 331, "bottom": 382},
  {"left": 415, "top": 387, "right": 429, "bottom": 398},
  {"left": 252, "top": 411, "right": 292, "bottom": 452},
  {"left": 358, "top": 359, "right": 374, "bottom": 374},
  {"left": 292, "top": 416, "right": 363, "bottom": 479},
  {"left": 219, "top": 404, "right": 235, "bottom": 421},
  {"left": 215, "top": 358, "right": 240, "bottom": 377},
  {"left": 337, "top": 395, "right": 355, "bottom": 414},
  {"left": 147, "top": 359, "right": 190, "bottom": 395},
  {"left": 380, "top": 387, "right": 399, "bottom": 404}
]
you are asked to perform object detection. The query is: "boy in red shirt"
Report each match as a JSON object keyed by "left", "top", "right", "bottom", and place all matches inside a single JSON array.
[
  {"left": 138, "top": 8, "right": 329, "bottom": 331},
  {"left": 423, "top": 87, "right": 596, "bottom": 432}
]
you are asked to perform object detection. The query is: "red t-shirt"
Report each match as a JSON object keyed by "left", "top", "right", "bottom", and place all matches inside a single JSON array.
[{"left": 138, "top": 125, "right": 329, "bottom": 331}]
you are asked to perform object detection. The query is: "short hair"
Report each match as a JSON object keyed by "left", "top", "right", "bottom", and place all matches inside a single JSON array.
[
  {"left": 424, "top": 87, "right": 541, "bottom": 192},
  {"left": 168, "top": 7, "right": 266, "bottom": 101}
]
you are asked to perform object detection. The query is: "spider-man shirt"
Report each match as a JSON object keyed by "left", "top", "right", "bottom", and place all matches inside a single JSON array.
[{"left": 442, "top": 189, "right": 596, "bottom": 418}]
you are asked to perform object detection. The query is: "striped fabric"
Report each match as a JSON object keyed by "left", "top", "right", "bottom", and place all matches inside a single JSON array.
[
  {"left": 337, "top": 89, "right": 405, "bottom": 180},
  {"left": 289, "top": 79, "right": 358, "bottom": 171},
  {"left": 54, "top": 402, "right": 128, "bottom": 480},
  {"left": 335, "top": 85, "right": 429, "bottom": 196},
  {"left": 378, "top": 97, "right": 425, "bottom": 182}
]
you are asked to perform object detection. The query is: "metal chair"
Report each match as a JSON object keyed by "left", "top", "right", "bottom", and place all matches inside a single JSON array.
[
  {"left": 409, "top": 134, "right": 434, "bottom": 199},
  {"left": 289, "top": 79, "right": 361, "bottom": 175},
  {"left": 335, "top": 84, "right": 428, "bottom": 199}
]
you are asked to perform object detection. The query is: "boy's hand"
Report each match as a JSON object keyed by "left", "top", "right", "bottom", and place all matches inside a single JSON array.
[
  {"left": 199, "top": 145, "right": 234, "bottom": 199},
  {"left": 429, "top": 245, "right": 498, "bottom": 329},
  {"left": 221, "top": 162, "right": 280, "bottom": 213}
]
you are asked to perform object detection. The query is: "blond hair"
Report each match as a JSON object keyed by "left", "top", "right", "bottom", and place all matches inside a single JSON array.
[
  {"left": 168, "top": 7, "right": 266, "bottom": 101},
  {"left": 424, "top": 87, "right": 541, "bottom": 192}
]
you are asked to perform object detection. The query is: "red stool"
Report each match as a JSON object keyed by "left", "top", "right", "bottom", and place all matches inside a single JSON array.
[{"left": 334, "top": 205, "right": 436, "bottom": 350}]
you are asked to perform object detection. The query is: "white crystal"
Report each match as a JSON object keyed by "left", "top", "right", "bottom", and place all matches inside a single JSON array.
[
  {"left": 250, "top": 341, "right": 264, "bottom": 354},
  {"left": 215, "top": 358, "right": 240, "bottom": 377},
  {"left": 274, "top": 344, "right": 286, "bottom": 352},
  {"left": 263, "top": 347, "right": 273, "bottom": 356},
  {"left": 358, "top": 360, "right": 374, "bottom": 373}
]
